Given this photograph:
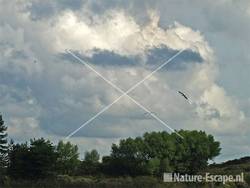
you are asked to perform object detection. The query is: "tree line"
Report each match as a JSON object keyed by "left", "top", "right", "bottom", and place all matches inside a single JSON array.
[{"left": 0, "top": 114, "right": 221, "bottom": 180}]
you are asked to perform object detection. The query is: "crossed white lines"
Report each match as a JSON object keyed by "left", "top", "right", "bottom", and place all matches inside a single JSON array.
[{"left": 65, "top": 49, "right": 184, "bottom": 139}]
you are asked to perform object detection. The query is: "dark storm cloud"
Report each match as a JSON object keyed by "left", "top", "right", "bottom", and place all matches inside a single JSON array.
[
  {"left": 59, "top": 49, "right": 139, "bottom": 67},
  {"left": 59, "top": 47, "right": 203, "bottom": 70},
  {"left": 80, "top": 49, "right": 139, "bottom": 67},
  {"left": 146, "top": 47, "right": 203, "bottom": 70}
]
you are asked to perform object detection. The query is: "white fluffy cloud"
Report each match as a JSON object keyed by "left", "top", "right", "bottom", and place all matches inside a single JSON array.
[{"left": 52, "top": 10, "right": 213, "bottom": 62}]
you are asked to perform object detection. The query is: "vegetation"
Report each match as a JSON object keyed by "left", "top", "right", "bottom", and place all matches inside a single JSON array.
[
  {"left": 56, "top": 141, "right": 80, "bottom": 175},
  {"left": 0, "top": 114, "right": 249, "bottom": 188},
  {"left": 78, "top": 149, "right": 100, "bottom": 175},
  {"left": 8, "top": 138, "right": 57, "bottom": 179},
  {"left": 101, "top": 130, "right": 221, "bottom": 176},
  {"left": 0, "top": 114, "right": 8, "bottom": 177}
]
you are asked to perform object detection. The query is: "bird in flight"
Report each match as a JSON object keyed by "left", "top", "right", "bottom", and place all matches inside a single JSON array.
[
  {"left": 178, "top": 91, "right": 188, "bottom": 100},
  {"left": 178, "top": 91, "right": 194, "bottom": 105}
]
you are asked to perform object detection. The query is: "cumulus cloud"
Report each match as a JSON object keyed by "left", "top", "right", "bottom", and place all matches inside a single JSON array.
[{"left": 52, "top": 10, "right": 213, "bottom": 62}]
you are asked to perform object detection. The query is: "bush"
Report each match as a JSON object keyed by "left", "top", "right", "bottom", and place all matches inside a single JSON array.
[{"left": 245, "top": 173, "right": 250, "bottom": 185}]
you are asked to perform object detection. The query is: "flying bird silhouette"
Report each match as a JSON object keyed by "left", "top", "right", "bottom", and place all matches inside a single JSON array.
[{"left": 178, "top": 91, "right": 189, "bottom": 100}]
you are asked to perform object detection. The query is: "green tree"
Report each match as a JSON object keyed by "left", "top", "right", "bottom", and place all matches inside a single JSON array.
[
  {"left": 145, "top": 158, "right": 160, "bottom": 176},
  {"left": 84, "top": 149, "right": 100, "bottom": 163},
  {"left": 143, "top": 132, "right": 175, "bottom": 161},
  {"left": 56, "top": 140, "right": 80, "bottom": 175},
  {"left": 106, "top": 130, "right": 221, "bottom": 176},
  {"left": 173, "top": 130, "right": 221, "bottom": 174},
  {"left": 78, "top": 149, "right": 100, "bottom": 175},
  {"left": 0, "top": 114, "right": 8, "bottom": 173},
  {"left": 8, "top": 143, "right": 29, "bottom": 179},
  {"left": 159, "top": 158, "right": 172, "bottom": 174},
  {"left": 8, "top": 138, "right": 57, "bottom": 179},
  {"left": 29, "top": 138, "right": 57, "bottom": 178},
  {"left": 109, "top": 137, "right": 148, "bottom": 176}
]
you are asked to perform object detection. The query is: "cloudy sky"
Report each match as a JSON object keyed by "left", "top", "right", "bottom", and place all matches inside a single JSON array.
[{"left": 0, "top": 0, "right": 250, "bottom": 162}]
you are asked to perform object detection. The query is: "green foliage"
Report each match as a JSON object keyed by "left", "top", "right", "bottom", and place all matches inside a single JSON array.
[
  {"left": 7, "top": 142, "right": 29, "bottom": 179},
  {"left": 245, "top": 174, "right": 250, "bottom": 185},
  {"left": 105, "top": 137, "right": 148, "bottom": 176},
  {"left": 107, "top": 130, "right": 221, "bottom": 176},
  {"left": 0, "top": 114, "right": 8, "bottom": 172},
  {"left": 84, "top": 149, "right": 100, "bottom": 163},
  {"left": 78, "top": 160, "right": 100, "bottom": 176},
  {"left": 143, "top": 132, "right": 175, "bottom": 160},
  {"left": 29, "top": 138, "right": 57, "bottom": 178},
  {"left": 8, "top": 138, "right": 57, "bottom": 179},
  {"left": 56, "top": 141, "right": 80, "bottom": 175},
  {"left": 3, "top": 128, "right": 221, "bottom": 184},
  {"left": 159, "top": 158, "right": 172, "bottom": 174},
  {"left": 146, "top": 158, "right": 160, "bottom": 175},
  {"left": 173, "top": 130, "right": 221, "bottom": 174},
  {"left": 77, "top": 150, "right": 101, "bottom": 176}
]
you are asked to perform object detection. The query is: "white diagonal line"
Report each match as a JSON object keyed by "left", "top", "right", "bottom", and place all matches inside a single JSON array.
[
  {"left": 65, "top": 49, "right": 184, "bottom": 139},
  {"left": 66, "top": 50, "right": 184, "bottom": 138}
]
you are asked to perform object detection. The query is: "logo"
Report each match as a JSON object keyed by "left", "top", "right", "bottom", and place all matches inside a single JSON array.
[{"left": 163, "top": 172, "right": 244, "bottom": 184}]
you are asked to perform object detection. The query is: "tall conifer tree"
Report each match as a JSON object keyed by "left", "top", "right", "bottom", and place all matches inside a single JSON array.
[{"left": 0, "top": 114, "right": 8, "bottom": 170}]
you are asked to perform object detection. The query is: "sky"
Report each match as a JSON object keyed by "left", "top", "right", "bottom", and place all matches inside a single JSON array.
[{"left": 0, "top": 0, "right": 250, "bottom": 162}]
